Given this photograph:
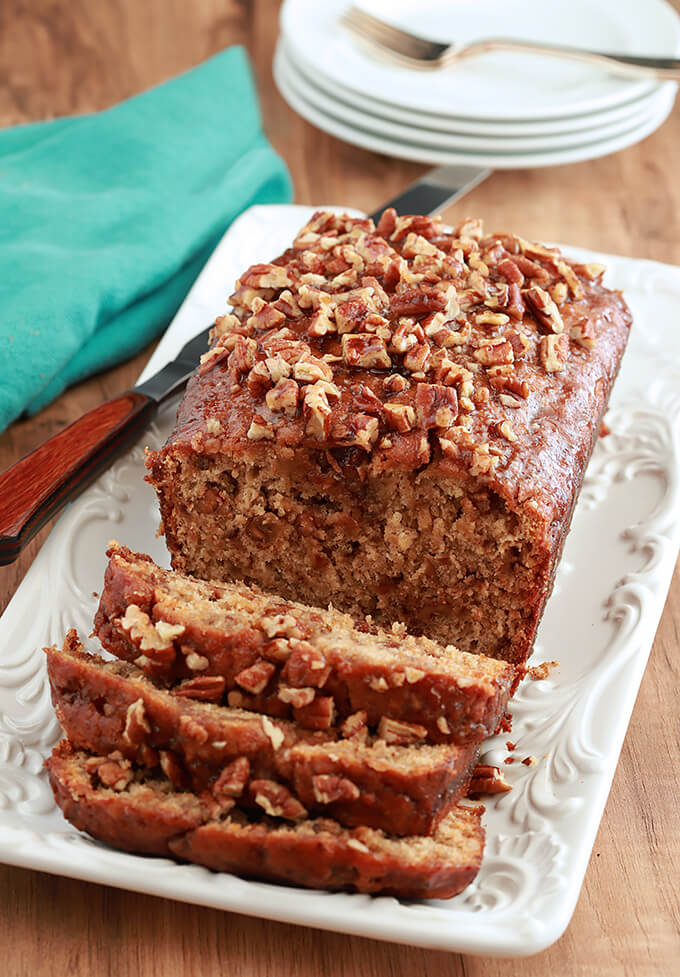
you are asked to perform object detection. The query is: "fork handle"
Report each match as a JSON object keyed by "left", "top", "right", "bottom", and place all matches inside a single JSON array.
[{"left": 451, "top": 39, "right": 680, "bottom": 81}]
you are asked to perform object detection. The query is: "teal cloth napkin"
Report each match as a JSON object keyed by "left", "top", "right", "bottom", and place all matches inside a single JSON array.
[{"left": 0, "top": 47, "right": 292, "bottom": 432}]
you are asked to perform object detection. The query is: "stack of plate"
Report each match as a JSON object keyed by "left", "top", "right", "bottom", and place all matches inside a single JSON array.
[{"left": 275, "top": 0, "right": 680, "bottom": 168}]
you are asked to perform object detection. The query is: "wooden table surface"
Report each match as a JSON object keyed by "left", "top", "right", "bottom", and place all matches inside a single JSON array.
[{"left": 1, "top": 2, "right": 678, "bottom": 973}]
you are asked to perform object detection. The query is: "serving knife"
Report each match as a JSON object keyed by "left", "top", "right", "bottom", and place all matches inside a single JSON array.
[{"left": 0, "top": 164, "right": 490, "bottom": 565}]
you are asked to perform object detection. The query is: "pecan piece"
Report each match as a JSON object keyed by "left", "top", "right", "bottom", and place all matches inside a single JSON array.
[
  {"left": 539, "top": 333, "right": 569, "bottom": 373},
  {"left": 96, "top": 758, "right": 133, "bottom": 791},
  {"left": 294, "top": 695, "right": 336, "bottom": 730},
  {"left": 278, "top": 685, "right": 316, "bottom": 709},
  {"left": 341, "top": 710, "right": 368, "bottom": 742},
  {"left": 524, "top": 286, "right": 564, "bottom": 334},
  {"left": 122, "top": 698, "right": 150, "bottom": 747},
  {"left": 251, "top": 779, "right": 307, "bottom": 821},
  {"left": 467, "top": 764, "right": 512, "bottom": 797},
  {"left": 378, "top": 717, "right": 428, "bottom": 745},
  {"left": 384, "top": 403, "right": 415, "bottom": 433},
  {"left": 569, "top": 316, "right": 596, "bottom": 349},
  {"left": 172, "top": 675, "right": 227, "bottom": 701},
  {"left": 282, "top": 642, "right": 331, "bottom": 689},
  {"left": 159, "top": 750, "right": 187, "bottom": 789},
  {"left": 497, "top": 257, "right": 524, "bottom": 286},
  {"left": 241, "top": 263, "right": 293, "bottom": 290},
  {"left": 312, "top": 774, "right": 361, "bottom": 805},
  {"left": 341, "top": 333, "right": 391, "bottom": 370},
  {"left": 234, "top": 659, "right": 276, "bottom": 696},
  {"left": 414, "top": 382, "right": 458, "bottom": 429},
  {"left": 213, "top": 757, "right": 251, "bottom": 798},
  {"left": 390, "top": 287, "right": 446, "bottom": 319},
  {"left": 474, "top": 340, "right": 514, "bottom": 367},
  {"left": 178, "top": 715, "right": 209, "bottom": 745}
]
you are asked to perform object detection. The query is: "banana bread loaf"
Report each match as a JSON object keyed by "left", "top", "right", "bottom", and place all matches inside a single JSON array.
[
  {"left": 94, "top": 544, "right": 519, "bottom": 744},
  {"left": 47, "top": 632, "right": 480, "bottom": 835},
  {"left": 47, "top": 741, "right": 485, "bottom": 899},
  {"left": 146, "top": 210, "right": 631, "bottom": 663}
]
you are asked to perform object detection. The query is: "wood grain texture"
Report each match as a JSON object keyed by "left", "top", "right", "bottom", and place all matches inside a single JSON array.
[{"left": 0, "top": 1, "right": 679, "bottom": 973}]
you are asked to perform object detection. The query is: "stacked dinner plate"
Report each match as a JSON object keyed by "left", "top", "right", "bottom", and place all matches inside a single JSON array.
[{"left": 275, "top": 0, "right": 680, "bottom": 168}]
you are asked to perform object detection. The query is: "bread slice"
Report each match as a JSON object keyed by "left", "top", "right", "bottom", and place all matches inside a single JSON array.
[
  {"left": 47, "top": 741, "right": 484, "bottom": 899},
  {"left": 47, "top": 632, "right": 480, "bottom": 836},
  {"left": 94, "top": 544, "right": 519, "bottom": 744}
]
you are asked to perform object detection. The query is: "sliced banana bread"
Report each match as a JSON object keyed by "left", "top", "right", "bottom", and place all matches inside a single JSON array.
[
  {"left": 47, "top": 632, "right": 480, "bottom": 836},
  {"left": 94, "top": 544, "right": 519, "bottom": 744},
  {"left": 47, "top": 741, "right": 485, "bottom": 900}
]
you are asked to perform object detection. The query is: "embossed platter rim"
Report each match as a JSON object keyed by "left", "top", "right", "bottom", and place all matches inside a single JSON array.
[{"left": 0, "top": 205, "right": 678, "bottom": 957}]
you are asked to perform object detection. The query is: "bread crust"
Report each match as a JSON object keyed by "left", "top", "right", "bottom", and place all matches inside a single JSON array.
[{"left": 47, "top": 742, "right": 485, "bottom": 900}]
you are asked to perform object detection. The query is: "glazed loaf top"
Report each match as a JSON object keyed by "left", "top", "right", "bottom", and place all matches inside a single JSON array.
[{"left": 153, "top": 210, "right": 631, "bottom": 530}]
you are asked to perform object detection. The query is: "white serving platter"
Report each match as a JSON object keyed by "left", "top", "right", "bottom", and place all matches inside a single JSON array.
[{"left": 0, "top": 204, "right": 679, "bottom": 957}]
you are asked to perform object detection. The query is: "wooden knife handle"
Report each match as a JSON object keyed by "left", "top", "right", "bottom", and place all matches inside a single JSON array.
[{"left": 0, "top": 390, "right": 157, "bottom": 566}]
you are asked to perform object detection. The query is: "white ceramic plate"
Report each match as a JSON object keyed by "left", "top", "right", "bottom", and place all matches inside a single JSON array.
[
  {"left": 274, "top": 48, "right": 677, "bottom": 168},
  {"left": 277, "top": 40, "right": 675, "bottom": 153},
  {"left": 280, "top": 0, "right": 680, "bottom": 122},
  {"left": 1, "top": 205, "right": 679, "bottom": 957},
  {"left": 282, "top": 34, "right": 677, "bottom": 138}
]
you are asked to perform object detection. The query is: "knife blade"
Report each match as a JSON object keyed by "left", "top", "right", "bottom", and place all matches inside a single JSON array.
[
  {"left": 369, "top": 164, "right": 490, "bottom": 224},
  {"left": 0, "top": 166, "right": 491, "bottom": 565}
]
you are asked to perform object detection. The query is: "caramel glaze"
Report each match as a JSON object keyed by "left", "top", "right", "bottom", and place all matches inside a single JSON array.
[{"left": 151, "top": 211, "right": 631, "bottom": 541}]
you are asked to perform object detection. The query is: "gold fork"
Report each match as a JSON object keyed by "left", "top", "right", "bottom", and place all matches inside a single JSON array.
[{"left": 340, "top": 5, "right": 680, "bottom": 81}]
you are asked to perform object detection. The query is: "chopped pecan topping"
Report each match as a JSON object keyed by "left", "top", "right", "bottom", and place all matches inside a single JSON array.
[
  {"left": 213, "top": 756, "right": 250, "bottom": 798},
  {"left": 414, "top": 383, "right": 458, "bottom": 429},
  {"left": 159, "top": 750, "right": 187, "bottom": 788},
  {"left": 122, "top": 698, "right": 150, "bottom": 747},
  {"left": 303, "top": 382, "right": 334, "bottom": 440},
  {"left": 342, "top": 333, "right": 391, "bottom": 369},
  {"left": 467, "top": 764, "right": 512, "bottom": 797},
  {"left": 118, "top": 605, "right": 184, "bottom": 657},
  {"left": 251, "top": 779, "right": 307, "bottom": 820},
  {"left": 172, "top": 675, "right": 227, "bottom": 701},
  {"left": 282, "top": 641, "right": 331, "bottom": 688},
  {"left": 341, "top": 710, "right": 368, "bottom": 741},
  {"left": 497, "top": 419, "right": 518, "bottom": 443},
  {"left": 539, "top": 333, "right": 569, "bottom": 373},
  {"left": 241, "top": 263, "right": 294, "bottom": 289},
  {"left": 384, "top": 403, "right": 416, "bottom": 433},
  {"left": 260, "top": 613, "right": 302, "bottom": 639},
  {"left": 378, "top": 716, "right": 428, "bottom": 745},
  {"left": 178, "top": 715, "right": 209, "bottom": 745},
  {"left": 96, "top": 757, "right": 133, "bottom": 791},
  {"left": 184, "top": 651, "right": 210, "bottom": 672},
  {"left": 207, "top": 212, "right": 605, "bottom": 465},
  {"left": 293, "top": 695, "right": 336, "bottom": 730},
  {"left": 474, "top": 340, "right": 514, "bottom": 367},
  {"left": 570, "top": 316, "right": 596, "bottom": 349},
  {"left": 266, "top": 377, "right": 300, "bottom": 415},
  {"left": 312, "top": 774, "right": 361, "bottom": 805},
  {"left": 234, "top": 659, "right": 276, "bottom": 695},
  {"left": 277, "top": 685, "right": 316, "bottom": 708},
  {"left": 261, "top": 715, "right": 285, "bottom": 750},
  {"left": 524, "top": 286, "right": 564, "bottom": 334},
  {"left": 247, "top": 415, "right": 274, "bottom": 441}
]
